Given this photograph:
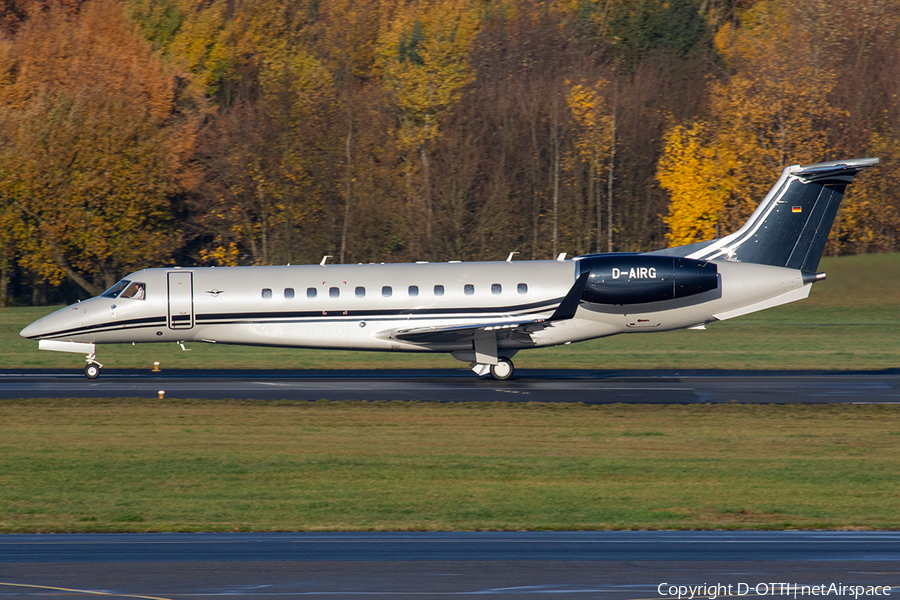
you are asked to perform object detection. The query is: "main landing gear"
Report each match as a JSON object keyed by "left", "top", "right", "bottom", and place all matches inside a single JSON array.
[
  {"left": 489, "top": 357, "right": 515, "bottom": 381},
  {"left": 470, "top": 357, "right": 516, "bottom": 381},
  {"left": 455, "top": 336, "right": 517, "bottom": 381}
]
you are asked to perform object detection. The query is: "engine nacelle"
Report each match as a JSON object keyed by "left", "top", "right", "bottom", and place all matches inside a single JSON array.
[{"left": 577, "top": 255, "right": 718, "bottom": 305}]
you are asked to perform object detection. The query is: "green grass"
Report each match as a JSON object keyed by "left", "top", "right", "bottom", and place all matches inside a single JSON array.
[
  {"left": 3, "top": 253, "right": 897, "bottom": 371},
  {"left": 1, "top": 400, "right": 898, "bottom": 532}
]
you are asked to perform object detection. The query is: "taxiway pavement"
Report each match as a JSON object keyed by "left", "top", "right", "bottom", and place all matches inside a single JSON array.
[
  {"left": 0, "top": 532, "right": 898, "bottom": 599},
  {"left": 1, "top": 368, "right": 899, "bottom": 403}
]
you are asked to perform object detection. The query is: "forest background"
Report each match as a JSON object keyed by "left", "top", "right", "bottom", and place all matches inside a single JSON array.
[{"left": 0, "top": 0, "right": 898, "bottom": 306}]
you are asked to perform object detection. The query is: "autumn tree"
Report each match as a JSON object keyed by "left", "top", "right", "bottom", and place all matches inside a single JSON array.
[
  {"left": 658, "top": 0, "right": 840, "bottom": 244},
  {"left": 567, "top": 79, "right": 613, "bottom": 253},
  {"left": 657, "top": 123, "right": 722, "bottom": 246},
  {"left": 315, "top": 0, "right": 392, "bottom": 264},
  {"left": 375, "top": 0, "right": 480, "bottom": 256},
  {"left": 0, "top": 0, "right": 199, "bottom": 296},
  {"left": 816, "top": 0, "right": 900, "bottom": 254}
]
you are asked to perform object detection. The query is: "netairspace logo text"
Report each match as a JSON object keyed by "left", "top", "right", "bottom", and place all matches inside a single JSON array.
[{"left": 658, "top": 583, "right": 893, "bottom": 599}]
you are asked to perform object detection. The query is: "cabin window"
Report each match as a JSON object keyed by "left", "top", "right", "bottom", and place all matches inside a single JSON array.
[
  {"left": 307, "top": 287, "right": 317, "bottom": 299},
  {"left": 409, "top": 285, "right": 419, "bottom": 297},
  {"left": 491, "top": 283, "right": 502, "bottom": 295},
  {"left": 434, "top": 285, "right": 444, "bottom": 296},
  {"left": 101, "top": 280, "right": 130, "bottom": 298},
  {"left": 262, "top": 288, "right": 272, "bottom": 299},
  {"left": 355, "top": 286, "right": 365, "bottom": 298},
  {"left": 518, "top": 283, "right": 528, "bottom": 294},
  {"left": 329, "top": 287, "right": 340, "bottom": 298},
  {"left": 382, "top": 286, "right": 392, "bottom": 297},
  {"left": 464, "top": 284, "right": 474, "bottom": 296},
  {"left": 284, "top": 288, "right": 295, "bottom": 299},
  {"left": 120, "top": 282, "right": 146, "bottom": 300}
]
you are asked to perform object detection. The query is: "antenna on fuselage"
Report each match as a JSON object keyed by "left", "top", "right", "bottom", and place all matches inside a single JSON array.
[
  {"left": 320, "top": 255, "right": 332, "bottom": 266},
  {"left": 556, "top": 253, "right": 567, "bottom": 261},
  {"left": 506, "top": 252, "right": 519, "bottom": 262}
]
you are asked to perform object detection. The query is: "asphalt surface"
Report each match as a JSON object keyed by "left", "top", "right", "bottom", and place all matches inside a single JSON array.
[
  {"left": 2, "top": 374, "right": 899, "bottom": 597},
  {"left": 0, "top": 532, "right": 898, "bottom": 599},
  {"left": 1, "top": 368, "right": 899, "bottom": 403}
]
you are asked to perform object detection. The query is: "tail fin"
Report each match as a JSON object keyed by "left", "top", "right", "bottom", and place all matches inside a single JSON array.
[{"left": 684, "top": 158, "right": 879, "bottom": 272}]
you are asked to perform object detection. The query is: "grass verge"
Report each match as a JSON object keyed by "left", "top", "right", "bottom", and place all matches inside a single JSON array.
[{"left": 1, "top": 399, "right": 898, "bottom": 532}]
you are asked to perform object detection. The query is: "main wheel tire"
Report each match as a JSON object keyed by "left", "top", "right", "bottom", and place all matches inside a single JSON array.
[
  {"left": 84, "top": 363, "right": 101, "bottom": 379},
  {"left": 490, "top": 358, "right": 514, "bottom": 381}
]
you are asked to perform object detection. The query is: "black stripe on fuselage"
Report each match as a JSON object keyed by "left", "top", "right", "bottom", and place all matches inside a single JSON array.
[
  {"left": 195, "top": 297, "right": 563, "bottom": 323},
  {"left": 33, "top": 316, "right": 168, "bottom": 340},
  {"left": 33, "top": 298, "right": 563, "bottom": 340}
]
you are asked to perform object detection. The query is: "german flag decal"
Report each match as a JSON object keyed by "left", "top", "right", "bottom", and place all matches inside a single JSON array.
[{"left": 792, "top": 206, "right": 802, "bottom": 213}]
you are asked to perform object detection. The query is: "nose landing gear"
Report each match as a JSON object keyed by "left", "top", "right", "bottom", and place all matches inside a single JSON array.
[{"left": 84, "top": 353, "right": 103, "bottom": 379}]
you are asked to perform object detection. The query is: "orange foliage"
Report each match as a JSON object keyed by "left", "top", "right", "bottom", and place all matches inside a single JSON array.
[{"left": 0, "top": 0, "right": 200, "bottom": 293}]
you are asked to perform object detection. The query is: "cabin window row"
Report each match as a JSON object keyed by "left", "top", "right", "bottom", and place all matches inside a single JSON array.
[{"left": 261, "top": 283, "right": 529, "bottom": 299}]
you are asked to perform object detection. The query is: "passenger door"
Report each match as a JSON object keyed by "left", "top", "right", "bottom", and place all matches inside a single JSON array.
[{"left": 167, "top": 271, "right": 194, "bottom": 330}]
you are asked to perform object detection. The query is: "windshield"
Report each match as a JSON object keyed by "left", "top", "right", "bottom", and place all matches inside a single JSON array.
[
  {"left": 120, "top": 282, "right": 146, "bottom": 300},
  {"left": 101, "top": 280, "right": 131, "bottom": 298}
]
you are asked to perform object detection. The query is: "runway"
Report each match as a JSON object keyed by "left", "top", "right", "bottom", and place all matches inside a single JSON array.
[
  {"left": 0, "top": 532, "right": 898, "bottom": 599},
  {"left": 1, "top": 368, "right": 899, "bottom": 403}
]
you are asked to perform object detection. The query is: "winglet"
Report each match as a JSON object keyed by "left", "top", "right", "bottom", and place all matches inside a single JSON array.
[{"left": 549, "top": 271, "right": 590, "bottom": 321}]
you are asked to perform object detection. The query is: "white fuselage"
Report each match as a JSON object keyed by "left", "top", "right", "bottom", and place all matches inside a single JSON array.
[{"left": 21, "top": 258, "right": 810, "bottom": 356}]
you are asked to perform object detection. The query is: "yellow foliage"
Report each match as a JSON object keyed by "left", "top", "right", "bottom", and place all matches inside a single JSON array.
[
  {"left": 657, "top": 123, "right": 722, "bottom": 246},
  {"left": 200, "top": 242, "right": 241, "bottom": 267},
  {"left": 375, "top": 0, "right": 480, "bottom": 151},
  {"left": 258, "top": 41, "right": 333, "bottom": 124},
  {"left": 567, "top": 79, "right": 612, "bottom": 169},
  {"left": 838, "top": 133, "right": 900, "bottom": 253},
  {"left": 659, "top": 0, "right": 841, "bottom": 245}
]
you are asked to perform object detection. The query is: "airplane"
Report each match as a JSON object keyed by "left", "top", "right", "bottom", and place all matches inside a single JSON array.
[{"left": 20, "top": 157, "right": 878, "bottom": 380}]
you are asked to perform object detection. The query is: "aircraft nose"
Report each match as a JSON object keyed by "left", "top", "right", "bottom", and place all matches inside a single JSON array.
[
  {"left": 20, "top": 305, "right": 82, "bottom": 340},
  {"left": 20, "top": 316, "right": 50, "bottom": 339}
]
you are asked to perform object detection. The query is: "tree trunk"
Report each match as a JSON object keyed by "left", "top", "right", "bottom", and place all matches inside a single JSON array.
[
  {"left": 339, "top": 108, "right": 353, "bottom": 265},
  {"left": 32, "top": 273, "right": 47, "bottom": 306},
  {"left": 551, "top": 96, "right": 561, "bottom": 258},
  {"left": 529, "top": 117, "right": 541, "bottom": 260},
  {"left": 607, "top": 78, "right": 618, "bottom": 253},
  {"left": 595, "top": 157, "right": 603, "bottom": 254},
  {"left": 0, "top": 266, "right": 7, "bottom": 308},
  {"left": 420, "top": 142, "right": 433, "bottom": 247},
  {"left": 48, "top": 238, "right": 101, "bottom": 297}
]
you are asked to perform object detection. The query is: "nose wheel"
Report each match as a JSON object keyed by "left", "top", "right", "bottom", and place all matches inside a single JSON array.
[{"left": 84, "top": 353, "right": 103, "bottom": 379}]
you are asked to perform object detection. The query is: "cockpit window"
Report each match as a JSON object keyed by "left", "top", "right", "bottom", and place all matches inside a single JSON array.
[
  {"left": 101, "top": 280, "right": 131, "bottom": 298},
  {"left": 120, "top": 282, "right": 146, "bottom": 300}
]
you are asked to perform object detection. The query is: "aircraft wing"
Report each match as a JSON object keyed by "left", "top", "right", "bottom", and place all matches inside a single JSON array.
[
  {"left": 389, "top": 316, "right": 550, "bottom": 344},
  {"left": 387, "top": 272, "right": 590, "bottom": 344}
]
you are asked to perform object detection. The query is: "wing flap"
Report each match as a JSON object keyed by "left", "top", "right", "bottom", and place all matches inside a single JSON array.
[{"left": 390, "top": 316, "right": 548, "bottom": 344}]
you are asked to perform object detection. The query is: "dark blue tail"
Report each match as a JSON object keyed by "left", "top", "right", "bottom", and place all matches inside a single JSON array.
[{"left": 656, "top": 158, "right": 879, "bottom": 273}]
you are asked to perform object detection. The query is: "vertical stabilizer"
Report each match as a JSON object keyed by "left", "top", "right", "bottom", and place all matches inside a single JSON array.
[{"left": 685, "top": 158, "right": 879, "bottom": 272}]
